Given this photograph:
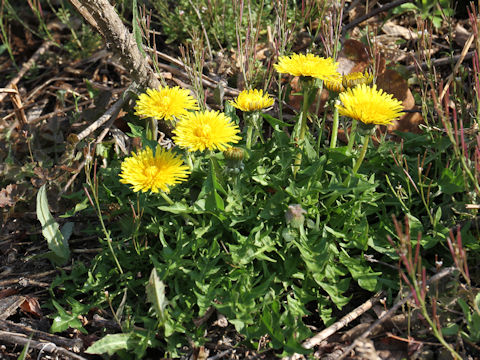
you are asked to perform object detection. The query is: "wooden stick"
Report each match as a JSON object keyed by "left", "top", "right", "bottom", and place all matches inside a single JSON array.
[
  {"left": 439, "top": 33, "right": 475, "bottom": 103},
  {"left": 0, "top": 319, "right": 83, "bottom": 351},
  {"left": 67, "top": 0, "right": 159, "bottom": 90},
  {"left": 0, "top": 41, "right": 53, "bottom": 104},
  {"left": 0, "top": 330, "right": 87, "bottom": 360},
  {"left": 336, "top": 266, "right": 456, "bottom": 360},
  {"left": 406, "top": 51, "right": 476, "bottom": 72},
  {"left": 341, "top": 0, "right": 412, "bottom": 35},
  {"left": 75, "top": 92, "right": 129, "bottom": 143},
  {"left": 301, "top": 291, "right": 384, "bottom": 350}
]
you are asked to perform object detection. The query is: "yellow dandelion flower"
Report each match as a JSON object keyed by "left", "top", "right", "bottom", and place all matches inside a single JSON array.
[
  {"left": 274, "top": 53, "right": 339, "bottom": 81},
  {"left": 173, "top": 110, "right": 241, "bottom": 152},
  {"left": 336, "top": 84, "right": 404, "bottom": 126},
  {"left": 229, "top": 89, "right": 274, "bottom": 112},
  {"left": 119, "top": 146, "right": 190, "bottom": 193},
  {"left": 134, "top": 86, "right": 199, "bottom": 122},
  {"left": 324, "top": 71, "right": 374, "bottom": 93}
]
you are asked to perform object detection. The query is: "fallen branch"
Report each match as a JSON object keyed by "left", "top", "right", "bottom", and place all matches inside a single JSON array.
[
  {"left": 336, "top": 266, "right": 456, "bottom": 360},
  {"left": 0, "top": 330, "right": 87, "bottom": 360},
  {"left": 67, "top": 0, "right": 158, "bottom": 90},
  {"left": 0, "top": 41, "right": 54, "bottom": 104},
  {"left": 0, "top": 319, "right": 83, "bottom": 351},
  {"left": 341, "top": 0, "right": 413, "bottom": 36},
  {"left": 75, "top": 91, "right": 130, "bottom": 144},
  {"left": 302, "top": 291, "right": 384, "bottom": 350}
]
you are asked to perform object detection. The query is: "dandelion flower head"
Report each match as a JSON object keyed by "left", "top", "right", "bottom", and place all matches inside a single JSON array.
[
  {"left": 336, "top": 84, "right": 404, "bottom": 126},
  {"left": 229, "top": 89, "right": 274, "bottom": 112},
  {"left": 324, "top": 71, "right": 374, "bottom": 93},
  {"left": 173, "top": 110, "right": 241, "bottom": 152},
  {"left": 119, "top": 146, "right": 190, "bottom": 193},
  {"left": 274, "top": 53, "right": 339, "bottom": 81},
  {"left": 134, "top": 86, "right": 199, "bottom": 122}
]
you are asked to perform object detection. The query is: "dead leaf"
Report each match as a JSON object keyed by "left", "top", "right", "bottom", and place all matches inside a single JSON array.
[
  {"left": 337, "top": 39, "right": 371, "bottom": 75},
  {"left": 382, "top": 21, "right": 417, "bottom": 40},
  {"left": 0, "top": 184, "right": 21, "bottom": 208},
  {"left": 193, "top": 345, "right": 209, "bottom": 360},
  {"left": 20, "top": 296, "right": 43, "bottom": 317},
  {"left": 455, "top": 24, "right": 473, "bottom": 49},
  {"left": 376, "top": 69, "right": 423, "bottom": 133}
]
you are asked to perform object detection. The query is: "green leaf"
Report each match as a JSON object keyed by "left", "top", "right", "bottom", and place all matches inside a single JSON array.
[
  {"left": 158, "top": 202, "right": 190, "bottom": 214},
  {"left": 60, "top": 197, "right": 89, "bottom": 218},
  {"left": 85, "top": 333, "right": 133, "bottom": 355},
  {"left": 205, "top": 159, "right": 225, "bottom": 214},
  {"left": 261, "top": 113, "right": 293, "bottom": 129},
  {"left": 36, "top": 185, "right": 70, "bottom": 265},
  {"left": 50, "top": 300, "right": 85, "bottom": 333},
  {"left": 146, "top": 268, "right": 169, "bottom": 322},
  {"left": 339, "top": 250, "right": 379, "bottom": 292},
  {"left": 17, "top": 336, "right": 32, "bottom": 360},
  {"left": 132, "top": 0, "right": 146, "bottom": 58},
  {"left": 441, "top": 323, "right": 459, "bottom": 336},
  {"left": 439, "top": 167, "right": 464, "bottom": 194}
]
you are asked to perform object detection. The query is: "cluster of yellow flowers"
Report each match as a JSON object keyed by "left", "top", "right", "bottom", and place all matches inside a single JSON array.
[
  {"left": 121, "top": 86, "right": 245, "bottom": 193},
  {"left": 120, "top": 52, "right": 404, "bottom": 194},
  {"left": 120, "top": 84, "right": 275, "bottom": 194},
  {"left": 274, "top": 53, "right": 404, "bottom": 126}
]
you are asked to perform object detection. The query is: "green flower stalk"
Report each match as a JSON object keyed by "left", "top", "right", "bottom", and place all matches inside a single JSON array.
[{"left": 274, "top": 53, "right": 340, "bottom": 173}]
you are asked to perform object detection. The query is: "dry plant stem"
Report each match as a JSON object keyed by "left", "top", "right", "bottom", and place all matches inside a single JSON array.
[
  {"left": 0, "top": 330, "right": 87, "bottom": 360},
  {"left": 186, "top": 0, "right": 213, "bottom": 60},
  {"left": 301, "top": 291, "right": 384, "bottom": 350},
  {"left": 439, "top": 33, "right": 475, "bottom": 103},
  {"left": 406, "top": 51, "right": 475, "bottom": 71},
  {"left": 336, "top": 267, "right": 456, "bottom": 360},
  {"left": 145, "top": 47, "right": 239, "bottom": 97},
  {"left": 0, "top": 41, "right": 53, "bottom": 104},
  {"left": 340, "top": 0, "right": 412, "bottom": 36}
]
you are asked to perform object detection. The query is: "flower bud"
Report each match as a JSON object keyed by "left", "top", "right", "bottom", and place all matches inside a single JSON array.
[
  {"left": 223, "top": 147, "right": 245, "bottom": 173},
  {"left": 285, "top": 204, "right": 306, "bottom": 228}
]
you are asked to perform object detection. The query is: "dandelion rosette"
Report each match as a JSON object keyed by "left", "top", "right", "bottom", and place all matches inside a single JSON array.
[
  {"left": 336, "top": 84, "right": 404, "bottom": 126},
  {"left": 134, "top": 86, "right": 199, "bottom": 122},
  {"left": 173, "top": 110, "right": 241, "bottom": 152},
  {"left": 119, "top": 146, "right": 190, "bottom": 193},
  {"left": 324, "top": 71, "right": 374, "bottom": 93},
  {"left": 274, "top": 53, "right": 339, "bottom": 81},
  {"left": 229, "top": 89, "right": 274, "bottom": 112}
]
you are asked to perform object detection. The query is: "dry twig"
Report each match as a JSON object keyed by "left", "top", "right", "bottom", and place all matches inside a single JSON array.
[
  {"left": 336, "top": 266, "right": 456, "bottom": 360},
  {"left": 0, "top": 320, "right": 83, "bottom": 351},
  {"left": 0, "top": 330, "right": 87, "bottom": 360},
  {"left": 0, "top": 41, "right": 54, "bottom": 104},
  {"left": 302, "top": 291, "right": 384, "bottom": 350}
]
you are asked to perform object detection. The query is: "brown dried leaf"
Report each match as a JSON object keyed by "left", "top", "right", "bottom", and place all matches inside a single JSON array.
[
  {"left": 382, "top": 21, "right": 417, "bottom": 40},
  {"left": 337, "top": 39, "right": 371, "bottom": 75},
  {"left": 376, "top": 69, "right": 423, "bottom": 133},
  {"left": 20, "top": 296, "right": 43, "bottom": 317},
  {"left": 0, "top": 184, "right": 20, "bottom": 208}
]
